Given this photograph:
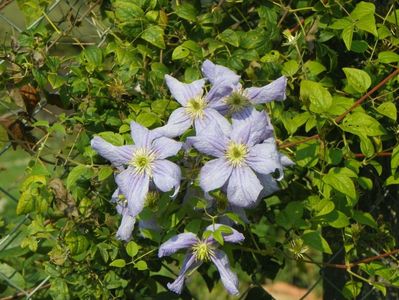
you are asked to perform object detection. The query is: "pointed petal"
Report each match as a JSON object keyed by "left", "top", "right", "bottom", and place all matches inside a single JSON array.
[
  {"left": 232, "top": 108, "right": 274, "bottom": 145},
  {"left": 200, "top": 158, "right": 233, "bottom": 192},
  {"left": 281, "top": 154, "right": 295, "bottom": 167},
  {"left": 211, "top": 250, "right": 239, "bottom": 295},
  {"left": 246, "top": 139, "right": 282, "bottom": 175},
  {"left": 115, "top": 168, "right": 149, "bottom": 216},
  {"left": 116, "top": 213, "right": 136, "bottom": 241},
  {"left": 152, "top": 107, "right": 192, "bottom": 138},
  {"left": 165, "top": 75, "right": 205, "bottom": 106},
  {"left": 257, "top": 173, "right": 279, "bottom": 199},
  {"left": 230, "top": 119, "right": 252, "bottom": 145},
  {"left": 167, "top": 254, "right": 202, "bottom": 294},
  {"left": 158, "top": 233, "right": 198, "bottom": 257},
  {"left": 152, "top": 137, "right": 182, "bottom": 159},
  {"left": 91, "top": 136, "right": 134, "bottom": 166},
  {"left": 189, "top": 123, "right": 229, "bottom": 157},
  {"left": 227, "top": 166, "right": 262, "bottom": 207},
  {"left": 152, "top": 160, "right": 181, "bottom": 193},
  {"left": 245, "top": 76, "right": 287, "bottom": 104},
  {"left": 206, "top": 82, "right": 233, "bottom": 113},
  {"left": 205, "top": 224, "right": 244, "bottom": 244},
  {"left": 201, "top": 60, "right": 240, "bottom": 85},
  {"left": 195, "top": 108, "right": 232, "bottom": 136},
  {"left": 130, "top": 121, "right": 153, "bottom": 148}
]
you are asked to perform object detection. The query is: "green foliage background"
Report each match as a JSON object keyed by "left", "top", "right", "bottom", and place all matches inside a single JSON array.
[{"left": 1, "top": 0, "right": 399, "bottom": 299}]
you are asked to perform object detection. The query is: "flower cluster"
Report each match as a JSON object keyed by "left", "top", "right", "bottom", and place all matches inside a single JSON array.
[{"left": 91, "top": 60, "right": 290, "bottom": 295}]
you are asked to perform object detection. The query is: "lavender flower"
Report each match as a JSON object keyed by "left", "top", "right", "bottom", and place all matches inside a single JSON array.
[
  {"left": 91, "top": 121, "right": 182, "bottom": 217},
  {"left": 201, "top": 60, "right": 287, "bottom": 116},
  {"left": 158, "top": 224, "right": 244, "bottom": 295},
  {"left": 188, "top": 110, "right": 283, "bottom": 207},
  {"left": 153, "top": 74, "right": 233, "bottom": 138}
]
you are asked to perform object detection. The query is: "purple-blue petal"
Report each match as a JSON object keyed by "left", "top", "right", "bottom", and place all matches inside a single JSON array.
[
  {"left": 166, "top": 254, "right": 202, "bottom": 294},
  {"left": 201, "top": 60, "right": 241, "bottom": 86},
  {"left": 91, "top": 136, "right": 134, "bottom": 167},
  {"left": 227, "top": 166, "right": 262, "bottom": 207},
  {"left": 116, "top": 212, "right": 136, "bottom": 241},
  {"left": 115, "top": 167, "right": 149, "bottom": 217},
  {"left": 257, "top": 173, "right": 280, "bottom": 200},
  {"left": 200, "top": 158, "right": 233, "bottom": 193},
  {"left": 188, "top": 123, "right": 229, "bottom": 157},
  {"left": 158, "top": 233, "right": 198, "bottom": 257},
  {"left": 210, "top": 249, "right": 239, "bottom": 295},
  {"left": 195, "top": 108, "right": 232, "bottom": 136},
  {"left": 165, "top": 75, "right": 205, "bottom": 106},
  {"left": 230, "top": 119, "right": 252, "bottom": 145},
  {"left": 152, "top": 137, "right": 182, "bottom": 159},
  {"left": 245, "top": 76, "right": 287, "bottom": 104},
  {"left": 152, "top": 160, "right": 181, "bottom": 194},
  {"left": 206, "top": 82, "right": 234, "bottom": 113},
  {"left": 205, "top": 224, "right": 245, "bottom": 244},
  {"left": 245, "top": 139, "right": 282, "bottom": 175},
  {"left": 152, "top": 107, "right": 192, "bottom": 138},
  {"left": 130, "top": 121, "right": 153, "bottom": 148},
  {"left": 232, "top": 108, "right": 274, "bottom": 145}
]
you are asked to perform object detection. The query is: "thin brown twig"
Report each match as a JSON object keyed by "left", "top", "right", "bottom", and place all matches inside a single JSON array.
[
  {"left": 354, "top": 152, "right": 392, "bottom": 158},
  {"left": 306, "top": 248, "right": 399, "bottom": 270},
  {"left": 279, "top": 67, "right": 399, "bottom": 149},
  {"left": 0, "top": 0, "right": 13, "bottom": 11}
]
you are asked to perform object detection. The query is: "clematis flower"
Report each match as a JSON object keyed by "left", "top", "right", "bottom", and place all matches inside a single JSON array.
[
  {"left": 153, "top": 75, "right": 232, "bottom": 138},
  {"left": 188, "top": 113, "right": 283, "bottom": 208},
  {"left": 91, "top": 121, "right": 182, "bottom": 217},
  {"left": 201, "top": 60, "right": 287, "bottom": 116},
  {"left": 158, "top": 224, "right": 244, "bottom": 295}
]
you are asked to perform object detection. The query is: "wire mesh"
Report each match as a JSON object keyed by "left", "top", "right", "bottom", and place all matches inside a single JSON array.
[{"left": 0, "top": 0, "right": 109, "bottom": 298}]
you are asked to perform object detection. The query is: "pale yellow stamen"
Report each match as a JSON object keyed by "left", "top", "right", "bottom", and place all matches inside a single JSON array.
[
  {"left": 130, "top": 148, "right": 156, "bottom": 175},
  {"left": 225, "top": 142, "right": 248, "bottom": 167},
  {"left": 192, "top": 240, "right": 215, "bottom": 261},
  {"left": 224, "top": 90, "right": 250, "bottom": 113},
  {"left": 185, "top": 96, "right": 207, "bottom": 119}
]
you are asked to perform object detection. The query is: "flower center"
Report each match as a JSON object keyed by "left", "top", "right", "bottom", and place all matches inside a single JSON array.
[
  {"left": 185, "top": 97, "right": 207, "bottom": 119},
  {"left": 225, "top": 91, "right": 250, "bottom": 113},
  {"left": 192, "top": 240, "right": 214, "bottom": 262},
  {"left": 225, "top": 142, "right": 248, "bottom": 167},
  {"left": 130, "top": 148, "right": 156, "bottom": 175}
]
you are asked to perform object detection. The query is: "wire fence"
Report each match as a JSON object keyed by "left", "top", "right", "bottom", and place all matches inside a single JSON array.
[{"left": 0, "top": 0, "right": 109, "bottom": 298}]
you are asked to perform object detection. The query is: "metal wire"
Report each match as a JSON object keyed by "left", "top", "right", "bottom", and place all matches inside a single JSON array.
[{"left": 0, "top": 0, "right": 106, "bottom": 298}]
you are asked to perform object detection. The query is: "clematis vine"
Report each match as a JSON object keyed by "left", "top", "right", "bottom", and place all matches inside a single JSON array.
[
  {"left": 188, "top": 110, "right": 284, "bottom": 207},
  {"left": 201, "top": 60, "right": 287, "bottom": 116},
  {"left": 158, "top": 224, "right": 244, "bottom": 295},
  {"left": 91, "top": 121, "right": 182, "bottom": 218}
]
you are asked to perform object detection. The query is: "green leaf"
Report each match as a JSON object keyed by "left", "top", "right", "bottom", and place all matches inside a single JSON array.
[
  {"left": 172, "top": 45, "right": 190, "bottom": 60},
  {"left": 359, "top": 134, "right": 375, "bottom": 157},
  {"left": 218, "top": 29, "right": 240, "bottom": 47},
  {"left": 323, "top": 172, "right": 356, "bottom": 201},
  {"left": 304, "top": 60, "right": 326, "bottom": 76},
  {"left": 48, "top": 73, "right": 66, "bottom": 89},
  {"left": 376, "top": 102, "right": 397, "bottom": 121},
  {"left": 342, "top": 25, "right": 354, "bottom": 50},
  {"left": 134, "top": 260, "right": 148, "bottom": 271},
  {"left": 49, "top": 278, "right": 70, "bottom": 300},
  {"left": 66, "top": 165, "right": 94, "bottom": 190},
  {"left": 358, "top": 176, "right": 373, "bottom": 190},
  {"left": 141, "top": 25, "right": 165, "bottom": 49},
  {"left": 136, "top": 112, "right": 160, "bottom": 127},
  {"left": 82, "top": 47, "right": 103, "bottom": 73},
  {"left": 126, "top": 241, "right": 139, "bottom": 257},
  {"left": 340, "top": 112, "right": 386, "bottom": 137},
  {"left": 300, "top": 80, "right": 332, "bottom": 113},
  {"left": 98, "top": 166, "right": 113, "bottom": 181},
  {"left": 342, "top": 68, "right": 371, "bottom": 93},
  {"left": 282, "top": 60, "right": 299, "bottom": 77},
  {"left": 378, "top": 51, "right": 399, "bottom": 63},
  {"left": 302, "top": 230, "right": 332, "bottom": 254},
  {"left": 350, "top": 2, "right": 375, "bottom": 19},
  {"left": 98, "top": 132, "right": 124, "bottom": 146},
  {"left": 391, "top": 145, "right": 399, "bottom": 174},
  {"left": 110, "top": 259, "right": 126, "bottom": 268},
  {"left": 314, "top": 199, "right": 335, "bottom": 217},
  {"left": 324, "top": 211, "right": 350, "bottom": 228},
  {"left": 174, "top": 3, "right": 197, "bottom": 22},
  {"left": 353, "top": 211, "right": 377, "bottom": 228},
  {"left": 213, "top": 230, "right": 224, "bottom": 245},
  {"left": 342, "top": 280, "right": 362, "bottom": 299}
]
